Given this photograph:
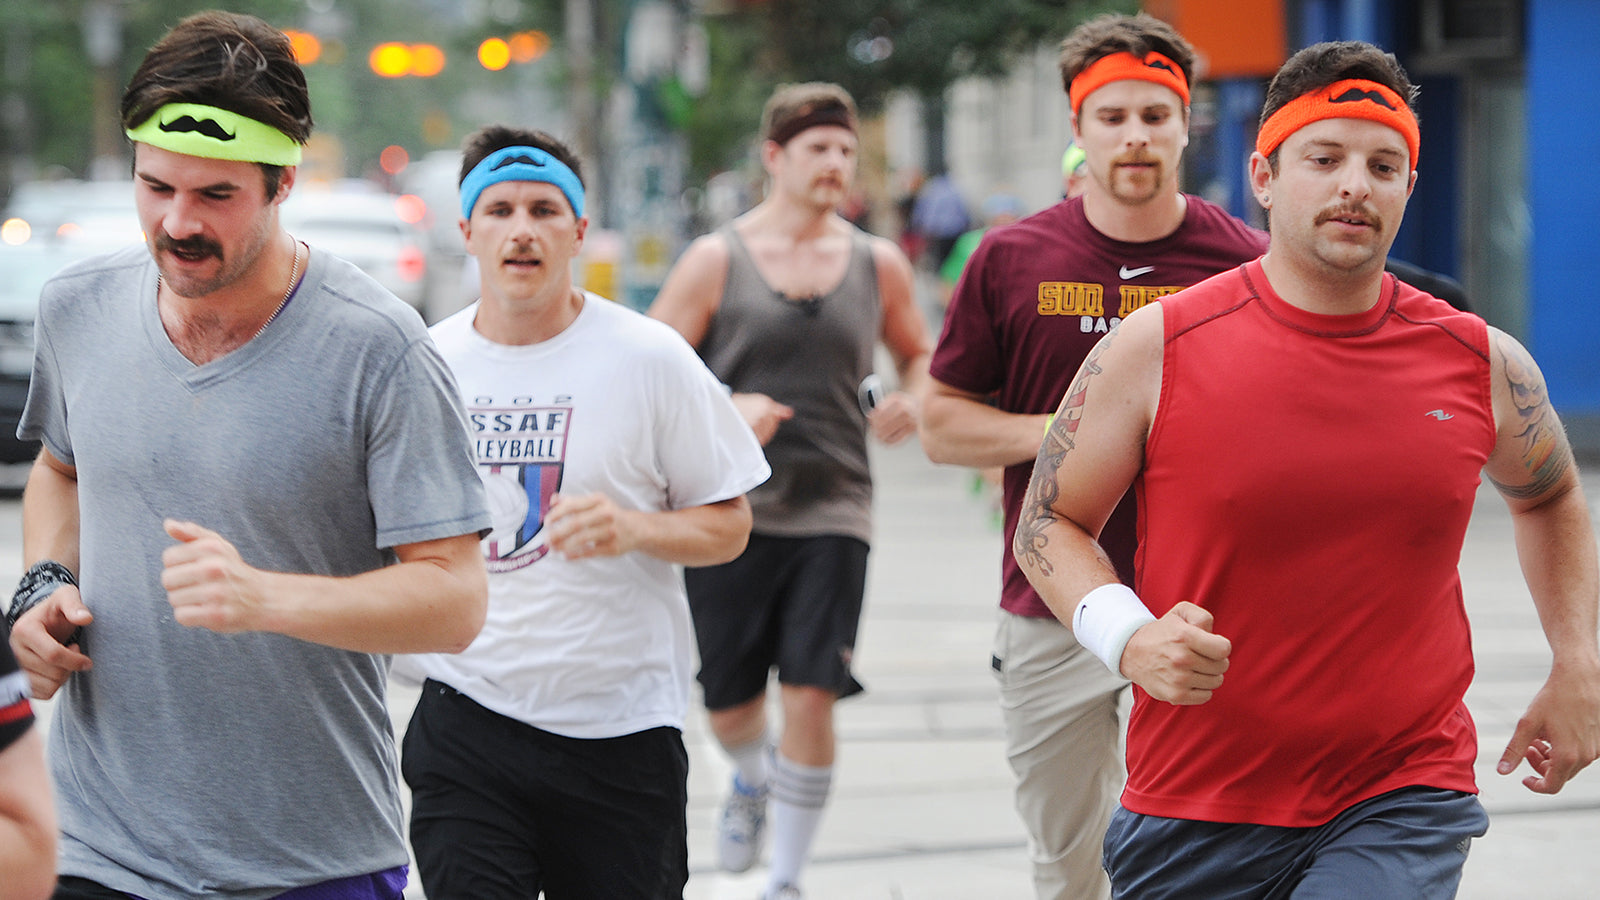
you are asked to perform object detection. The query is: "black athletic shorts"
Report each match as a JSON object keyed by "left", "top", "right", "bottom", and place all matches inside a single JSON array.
[
  {"left": 686, "top": 533, "right": 869, "bottom": 709},
  {"left": 402, "top": 680, "right": 689, "bottom": 900}
]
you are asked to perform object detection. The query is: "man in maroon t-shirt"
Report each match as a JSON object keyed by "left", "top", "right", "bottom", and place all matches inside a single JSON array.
[{"left": 917, "top": 13, "right": 1265, "bottom": 900}]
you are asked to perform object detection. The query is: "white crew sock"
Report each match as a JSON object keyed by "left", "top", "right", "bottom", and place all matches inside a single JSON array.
[{"left": 766, "top": 751, "right": 832, "bottom": 892}]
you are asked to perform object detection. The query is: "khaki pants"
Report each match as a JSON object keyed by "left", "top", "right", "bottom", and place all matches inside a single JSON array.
[{"left": 992, "top": 610, "right": 1129, "bottom": 900}]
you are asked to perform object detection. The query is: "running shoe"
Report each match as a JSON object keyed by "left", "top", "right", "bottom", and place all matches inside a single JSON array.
[
  {"left": 717, "top": 776, "right": 768, "bottom": 873},
  {"left": 763, "top": 885, "right": 802, "bottom": 900}
]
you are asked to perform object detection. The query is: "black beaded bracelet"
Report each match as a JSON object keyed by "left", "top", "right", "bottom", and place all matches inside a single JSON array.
[{"left": 6, "top": 560, "right": 78, "bottom": 630}]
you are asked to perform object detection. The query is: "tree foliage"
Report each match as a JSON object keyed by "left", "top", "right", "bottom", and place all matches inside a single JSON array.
[{"left": 685, "top": 0, "right": 1133, "bottom": 177}]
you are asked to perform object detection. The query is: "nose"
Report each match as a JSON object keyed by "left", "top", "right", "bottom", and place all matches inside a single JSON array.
[
  {"left": 161, "top": 191, "right": 205, "bottom": 240},
  {"left": 1123, "top": 119, "right": 1152, "bottom": 149},
  {"left": 508, "top": 210, "right": 538, "bottom": 242},
  {"left": 1338, "top": 158, "right": 1373, "bottom": 201}
]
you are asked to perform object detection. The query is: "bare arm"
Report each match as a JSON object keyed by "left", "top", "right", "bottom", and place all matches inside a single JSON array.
[
  {"left": 0, "top": 730, "right": 55, "bottom": 900},
  {"left": 160, "top": 522, "right": 487, "bottom": 654},
  {"left": 919, "top": 378, "right": 1052, "bottom": 468},
  {"left": 647, "top": 233, "right": 729, "bottom": 350},
  {"left": 870, "top": 237, "right": 934, "bottom": 445},
  {"left": 1012, "top": 305, "right": 1230, "bottom": 703},
  {"left": 544, "top": 493, "right": 753, "bottom": 567},
  {"left": 1482, "top": 326, "right": 1600, "bottom": 794},
  {"left": 649, "top": 235, "right": 793, "bottom": 443}
]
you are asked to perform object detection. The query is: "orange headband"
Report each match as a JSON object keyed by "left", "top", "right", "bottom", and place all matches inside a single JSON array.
[
  {"left": 1069, "top": 51, "right": 1190, "bottom": 116},
  {"left": 1256, "top": 78, "right": 1419, "bottom": 166}
]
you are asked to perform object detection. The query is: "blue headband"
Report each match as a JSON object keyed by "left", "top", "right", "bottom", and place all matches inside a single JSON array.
[{"left": 459, "top": 145, "right": 585, "bottom": 219}]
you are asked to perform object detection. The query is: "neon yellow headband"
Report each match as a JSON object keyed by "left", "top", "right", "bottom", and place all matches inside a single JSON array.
[{"left": 125, "top": 102, "right": 303, "bottom": 165}]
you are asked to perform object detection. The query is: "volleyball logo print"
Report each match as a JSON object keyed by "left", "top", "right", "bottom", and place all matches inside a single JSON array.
[{"left": 471, "top": 403, "right": 572, "bottom": 573}]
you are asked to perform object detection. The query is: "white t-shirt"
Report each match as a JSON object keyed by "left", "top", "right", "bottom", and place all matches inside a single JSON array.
[{"left": 409, "top": 294, "right": 770, "bottom": 738}]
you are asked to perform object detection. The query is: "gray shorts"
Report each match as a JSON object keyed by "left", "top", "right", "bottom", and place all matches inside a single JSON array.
[{"left": 1103, "top": 786, "right": 1489, "bottom": 900}]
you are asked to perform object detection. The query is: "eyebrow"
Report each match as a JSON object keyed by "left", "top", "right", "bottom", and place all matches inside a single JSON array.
[
  {"left": 136, "top": 172, "right": 242, "bottom": 193},
  {"left": 1092, "top": 102, "right": 1176, "bottom": 115},
  {"left": 1302, "top": 138, "right": 1406, "bottom": 158}
]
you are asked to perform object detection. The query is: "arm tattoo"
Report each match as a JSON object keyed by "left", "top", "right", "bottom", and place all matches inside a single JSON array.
[
  {"left": 1487, "top": 331, "right": 1574, "bottom": 501},
  {"left": 1013, "top": 327, "right": 1120, "bottom": 577}
]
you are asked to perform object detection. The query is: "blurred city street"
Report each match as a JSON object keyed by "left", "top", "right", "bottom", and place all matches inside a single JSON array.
[{"left": 7, "top": 439, "right": 1600, "bottom": 898}]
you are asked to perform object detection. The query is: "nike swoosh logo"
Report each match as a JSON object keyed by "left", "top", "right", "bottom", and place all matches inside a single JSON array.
[
  {"left": 1425, "top": 409, "right": 1454, "bottom": 420},
  {"left": 1119, "top": 265, "right": 1156, "bottom": 279}
]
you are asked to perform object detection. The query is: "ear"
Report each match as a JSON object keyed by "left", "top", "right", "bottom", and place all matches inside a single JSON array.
[
  {"left": 459, "top": 216, "right": 474, "bottom": 253},
  {"left": 761, "top": 139, "right": 783, "bottom": 173},
  {"left": 1406, "top": 167, "right": 1418, "bottom": 200},
  {"left": 572, "top": 216, "right": 588, "bottom": 255},
  {"left": 273, "top": 165, "right": 298, "bottom": 204},
  {"left": 1248, "top": 151, "right": 1274, "bottom": 210}
]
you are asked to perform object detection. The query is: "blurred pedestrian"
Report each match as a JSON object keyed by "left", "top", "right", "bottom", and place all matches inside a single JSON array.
[
  {"left": 400, "top": 124, "right": 769, "bottom": 899},
  {"left": 1016, "top": 39, "right": 1600, "bottom": 900},
  {"left": 911, "top": 171, "right": 971, "bottom": 270},
  {"left": 0, "top": 631, "right": 53, "bottom": 900},
  {"left": 1061, "top": 141, "right": 1090, "bottom": 199},
  {"left": 649, "top": 82, "right": 933, "bottom": 900},
  {"left": 918, "top": 13, "right": 1266, "bottom": 900},
  {"left": 938, "top": 192, "right": 1025, "bottom": 301},
  {"left": 8, "top": 12, "right": 490, "bottom": 899}
]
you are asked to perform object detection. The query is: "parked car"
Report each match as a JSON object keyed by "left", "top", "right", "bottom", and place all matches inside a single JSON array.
[
  {"left": 0, "top": 181, "right": 143, "bottom": 464},
  {"left": 280, "top": 188, "right": 430, "bottom": 313}
]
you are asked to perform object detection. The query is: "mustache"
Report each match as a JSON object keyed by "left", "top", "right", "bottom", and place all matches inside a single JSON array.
[
  {"left": 1113, "top": 151, "right": 1159, "bottom": 167},
  {"left": 155, "top": 231, "right": 223, "bottom": 260},
  {"left": 1314, "top": 203, "right": 1383, "bottom": 232}
]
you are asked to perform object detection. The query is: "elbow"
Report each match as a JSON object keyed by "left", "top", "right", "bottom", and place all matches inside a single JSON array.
[
  {"left": 918, "top": 424, "right": 959, "bottom": 465},
  {"left": 705, "top": 500, "right": 754, "bottom": 566},
  {"left": 438, "top": 559, "right": 489, "bottom": 654},
  {"left": 693, "top": 497, "right": 753, "bottom": 567}
]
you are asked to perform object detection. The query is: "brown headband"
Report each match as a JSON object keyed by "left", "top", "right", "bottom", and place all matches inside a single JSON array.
[{"left": 767, "top": 105, "right": 857, "bottom": 147}]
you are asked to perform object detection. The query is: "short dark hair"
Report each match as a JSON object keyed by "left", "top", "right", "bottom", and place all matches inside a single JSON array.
[
  {"left": 121, "top": 11, "right": 312, "bottom": 196},
  {"left": 1058, "top": 13, "right": 1197, "bottom": 100},
  {"left": 1260, "top": 41, "right": 1418, "bottom": 169},
  {"left": 459, "top": 125, "right": 584, "bottom": 189}
]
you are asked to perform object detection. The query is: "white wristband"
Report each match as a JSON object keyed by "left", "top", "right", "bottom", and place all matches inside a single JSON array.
[{"left": 1072, "top": 583, "right": 1156, "bottom": 676}]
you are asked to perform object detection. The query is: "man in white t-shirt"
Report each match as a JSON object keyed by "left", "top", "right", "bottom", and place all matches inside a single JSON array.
[{"left": 402, "top": 125, "right": 771, "bottom": 899}]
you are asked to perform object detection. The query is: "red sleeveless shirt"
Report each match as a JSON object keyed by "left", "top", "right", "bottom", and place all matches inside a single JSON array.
[{"left": 1126, "top": 259, "right": 1494, "bottom": 826}]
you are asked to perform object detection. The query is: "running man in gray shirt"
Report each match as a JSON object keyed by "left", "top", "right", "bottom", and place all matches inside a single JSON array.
[{"left": 6, "top": 12, "right": 489, "bottom": 900}]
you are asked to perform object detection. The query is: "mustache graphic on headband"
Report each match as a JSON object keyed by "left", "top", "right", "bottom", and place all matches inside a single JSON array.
[
  {"left": 158, "top": 115, "right": 237, "bottom": 142},
  {"left": 1329, "top": 88, "right": 1396, "bottom": 110}
]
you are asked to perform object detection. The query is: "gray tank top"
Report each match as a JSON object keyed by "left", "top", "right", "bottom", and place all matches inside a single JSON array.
[{"left": 698, "top": 225, "right": 879, "bottom": 542}]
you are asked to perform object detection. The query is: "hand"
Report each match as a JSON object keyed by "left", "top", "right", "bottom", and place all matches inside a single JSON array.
[
  {"left": 731, "top": 392, "right": 794, "bottom": 446},
  {"left": 160, "top": 519, "right": 265, "bottom": 633},
  {"left": 1497, "top": 658, "right": 1600, "bottom": 794},
  {"left": 868, "top": 390, "right": 919, "bottom": 445},
  {"left": 544, "top": 493, "right": 638, "bottom": 561},
  {"left": 7, "top": 584, "right": 93, "bottom": 699},
  {"left": 1119, "top": 601, "right": 1232, "bottom": 705}
]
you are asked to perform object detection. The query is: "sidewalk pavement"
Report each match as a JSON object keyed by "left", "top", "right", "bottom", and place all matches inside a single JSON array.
[{"left": 14, "top": 441, "right": 1600, "bottom": 897}]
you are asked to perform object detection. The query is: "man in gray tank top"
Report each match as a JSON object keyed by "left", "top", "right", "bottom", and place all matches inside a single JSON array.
[
  {"left": 7, "top": 13, "right": 490, "bottom": 900},
  {"left": 649, "top": 82, "right": 933, "bottom": 900}
]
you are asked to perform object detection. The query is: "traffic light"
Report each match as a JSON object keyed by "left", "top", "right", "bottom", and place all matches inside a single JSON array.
[
  {"left": 283, "top": 30, "right": 322, "bottom": 65},
  {"left": 369, "top": 43, "right": 446, "bottom": 78},
  {"left": 478, "top": 31, "right": 548, "bottom": 71}
]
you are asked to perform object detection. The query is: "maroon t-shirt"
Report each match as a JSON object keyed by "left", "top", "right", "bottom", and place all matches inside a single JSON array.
[{"left": 930, "top": 194, "right": 1267, "bottom": 618}]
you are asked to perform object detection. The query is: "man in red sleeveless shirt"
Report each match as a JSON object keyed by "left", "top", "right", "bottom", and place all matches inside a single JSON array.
[
  {"left": 1015, "top": 40, "right": 1600, "bottom": 899},
  {"left": 919, "top": 13, "right": 1265, "bottom": 899}
]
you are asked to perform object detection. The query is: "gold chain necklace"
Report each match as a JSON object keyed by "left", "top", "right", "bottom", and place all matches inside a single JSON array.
[{"left": 254, "top": 240, "right": 302, "bottom": 339}]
